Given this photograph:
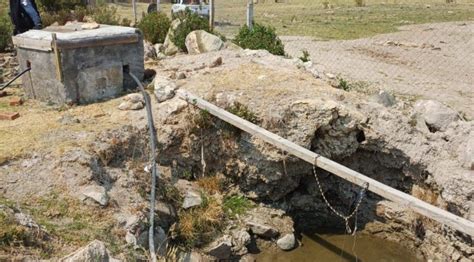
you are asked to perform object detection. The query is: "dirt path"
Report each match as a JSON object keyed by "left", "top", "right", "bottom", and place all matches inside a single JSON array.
[{"left": 283, "top": 22, "right": 474, "bottom": 119}]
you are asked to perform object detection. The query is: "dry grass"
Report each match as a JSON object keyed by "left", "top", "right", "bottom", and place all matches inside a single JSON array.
[
  {"left": 196, "top": 175, "right": 223, "bottom": 195},
  {"left": 176, "top": 195, "right": 224, "bottom": 247},
  {"left": 0, "top": 87, "right": 133, "bottom": 164}
]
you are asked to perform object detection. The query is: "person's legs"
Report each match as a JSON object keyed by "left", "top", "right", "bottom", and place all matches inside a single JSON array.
[{"left": 21, "top": 0, "right": 41, "bottom": 29}]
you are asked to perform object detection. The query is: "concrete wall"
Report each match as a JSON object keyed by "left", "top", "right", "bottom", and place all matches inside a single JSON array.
[{"left": 18, "top": 33, "right": 144, "bottom": 105}]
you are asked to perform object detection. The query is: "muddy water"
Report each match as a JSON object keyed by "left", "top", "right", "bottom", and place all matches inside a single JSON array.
[{"left": 256, "top": 231, "right": 421, "bottom": 262}]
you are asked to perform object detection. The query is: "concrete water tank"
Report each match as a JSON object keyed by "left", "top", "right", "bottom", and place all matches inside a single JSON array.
[{"left": 12, "top": 23, "right": 144, "bottom": 105}]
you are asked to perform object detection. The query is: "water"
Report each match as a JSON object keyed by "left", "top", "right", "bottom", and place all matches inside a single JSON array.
[{"left": 256, "top": 231, "right": 421, "bottom": 262}]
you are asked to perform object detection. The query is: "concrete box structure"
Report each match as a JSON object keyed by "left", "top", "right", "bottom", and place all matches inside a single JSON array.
[{"left": 13, "top": 23, "right": 144, "bottom": 105}]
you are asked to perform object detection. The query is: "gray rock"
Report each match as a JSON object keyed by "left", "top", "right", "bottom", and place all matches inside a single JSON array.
[
  {"left": 246, "top": 220, "right": 279, "bottom": 238},
  {"left": 118, "top": 100, "right": 144, "bottom": 111},
  {"left": 154, "top": 43, "right": 164, "bottom": 54},
  {"left": 144, "top": 41, "right": 156, "bottom": 59},
  {"left": 224, "top": 41, "right": 242, "bottom": 51},
  {"left": 182, "top": 191, "right": 202, "bottom": 209},
  {"left": 123, "top": 93, "right": 144, "bottom": 104},
  {"left": 154, "top": 73, "right": 177, "bottom": 102},
  {"left": 61, "top": 240, "right": 118, "bottom": 262},
  {"left": 209, "top": 56, "right": 223, "bottom": 68},
  {"left": 461, "top": 134, "right": 474, "bottom": 170},
  {"left": 414, "top": 100, "right": 460, "bottom": 132},
  {"left": 156, "top": 201, "right": 177, "bottom": 228},
  {"left": 137, "top": 226, "right": 167, "bottom": 256},
  {"left": 185, "top": 30, "right": 224, "bottom": 55},
  {"left": 178, "top": 251, "right": 205, "bottom": 262},
  {"left": 81, "top": 185, "right": 109, "bottom": 206},
  {"left": 371, "top": 90, "right": 396, "bottom": 107},
  {"left": 206, "top": 235, "right": 232, "bottom": 259},
  {"left": 276, "top": 233, "right": 296, "bottom": 250},
  {"left": 58, "top": 114, "right": 80, "bottom": 125},
  {"left": 232, "top": 229, "right": 251, "bottom": 255},
  {"left": 176, "top": 72, "right": 187, "bottom": 80}
]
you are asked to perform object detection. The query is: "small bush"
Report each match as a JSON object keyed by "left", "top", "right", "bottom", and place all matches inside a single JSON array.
[
  {"left": 138, "top": 12, "right": 171, "bottom": 44},
  {"left": 336, "top": 77, "right": 351, "bottom": 91},
  {"left": 0, "top": 11, "right": 12, "bottom": 51},
  {"left": 38, "top": 0, "right": 85, "bottom": 12},
  {"left": 171, "top": 10, "right": 210, "bottom": 52},
  {"left": 91, "top": 5, "right": 121, "bottom": 25},
  {"left": 299, "top": 49, "right": 310, "bottom": 62},
  {"left": 233, "top": 23, "right": 285, "bottom": 56},
  {"left": 227, "top": 102, "right": 258, "bottom": 124},
  {"left": 40, "top": 6, "right": 88, "bottom": 27}
]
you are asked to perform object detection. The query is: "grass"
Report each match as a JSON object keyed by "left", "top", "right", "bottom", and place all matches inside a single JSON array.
[
  {"left": 176, "top": 194, "right": 224, "bottom": 248},
  {"left": 0, "top": 193, "right": 125, "bottom": 258},
  {"left": 223, "top": 195, "right": 253, "bottom": 218},
  {"left": 197, "top": 175, "right": 223, "bottom": 195}
]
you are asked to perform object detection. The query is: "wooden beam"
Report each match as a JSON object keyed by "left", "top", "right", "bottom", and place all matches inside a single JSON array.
[
  {"left": 177, "top": 89, "right": 474, "bottom": 237},
  {"left": 51, "top": 33, "right": 63, "bottom": 82}
]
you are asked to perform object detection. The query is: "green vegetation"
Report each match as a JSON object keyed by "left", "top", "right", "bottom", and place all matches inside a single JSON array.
[
  {"left": 336, "top": 77, "right": 351, "bottom": 91},
  {"left": 354, "top": 0, "right": 365, "bottom": 7},
  {"left": 171, "top": 11, "right": 210, "bottom": 52},
  {"left": 227, "top": 102, "right": 259, "bottom": 124},
  {"left": 234, "top": 23, "right": 285, "bottom": 56},
  {"left": 223, "top": 195, "right": 253, "bottom": 218},
  {"left": 0, "top": 9, "right": 12, "bottom": 51},
  {"left": 299, "top": 49, "right": 311, "bottom": 63},
  {"left": 138, "top": 12, "right": 171, "bottom": 44}
]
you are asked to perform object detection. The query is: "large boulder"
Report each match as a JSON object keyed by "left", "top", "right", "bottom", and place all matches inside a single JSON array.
[
  {"left": 61, "top": 240, "right": 118, "bottom": 262},
  {"left": 163, "top": 19, "right": 181, "bottom": 56},
  {"left": 185, "top": 30, "right": 224, "bottom": 55},
  {"left": 414, "top": 100, "right": 460, "bottom": 132}
]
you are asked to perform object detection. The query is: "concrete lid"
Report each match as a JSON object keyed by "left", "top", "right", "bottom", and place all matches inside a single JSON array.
[{"left": 13, "top": 23, "right": 140, "bottom": 51}]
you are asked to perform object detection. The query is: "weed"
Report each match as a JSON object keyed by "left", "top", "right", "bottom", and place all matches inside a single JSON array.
[
  {"left": 354, "top": 0, "right": 365, "bottom": 7},
  {"left": 336, "top": 77, "right": 351, "bottom": 91},
  {"left": 299, "top": 49, "right": 311, "bottom": 63},
  {"left": 181, "top": 170, "right": 193, "bottom": 180},
  {"left": 227, "top": 102, "right": 258, "bottom": 124},
  {"left": 194, "top": 109, "right": 214, "bottom": 130},
  {"left": 234, "top": 23, "right": 285, "bottom": 56},
  {"left": 223, "top": 195, "right": 253, "bottom": 218}
]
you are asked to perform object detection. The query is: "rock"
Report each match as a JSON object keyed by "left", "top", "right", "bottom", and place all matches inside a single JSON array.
[
  {"left": 182, "top": 191, "right": 202, "bottom": 209},
  {"left": 246, "top": 220, "right": 279, "bottom": 238},
  {"left": 231, "top": 230, "right": 251, "bottom": 255},
  {"left": 156, "top": 52, "right": 167, "bottom": 60},
  {"left": 155, "top": 201, "right": 177, "bottom": 228},
  {"left": 460, "top": 134, "right": 474, "bottom": 170},
  {"left": 414, "top": 100, "right": 460, "bottom": 132},
  {"left": 176, "top": 72, "right": 187, "bottom": 80},
  {"left": 137, "top": 226, "right": 167, "bottom": 256},
  {"left": 61, "top": 240, "right": 117, "bottom": 262},
  {"left": 154, "top": 43, "right": 164, "bottom": 54},
  {"left": 178, "top": 251, "right": 205, "bottom": 262},
  {"left": 224, "top": 41, "right": 242, "bottom": 51},
  {"left": 209, "top": 56, "right": 223, "bottom": 68},
  {"left": 205, "top": 235, "right": 232, "bottom": 259},
  {"left": 276, "top": 233, "right": 296, "bottom": 250},
  {"left": 58, "top": 114, "right": 80, "bottom": 125},
  {"left": 81, "top": 22, "right": 100, "bottom": 30},
  {"left": 371, "top": 90, "right": 396, "bottom": 107},
  {"left": 118, "top": 100, "right": 144, "bottom": 111},
  {"left": 185, "top": 30, "right": 224, "bottom": 55},
  {"left": 153, "top": 73, "right": 177, "bottom": 103},
  {"left": 124, "top": 93, "right": 144, "bottom": 104},
  {"left": 163, "top": 19, "right": 181, "bottom": 56},
  {"left": 144, "top": 41, "right": 156, "bottom": 59},
  {"left": 325, "top": 72, "right": 336, "bottom": 79},
  {"left": 81, "top": 185, "right": 109, "bottom": 206}
]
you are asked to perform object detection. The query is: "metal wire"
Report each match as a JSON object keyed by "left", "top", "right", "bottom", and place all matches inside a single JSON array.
[
  {"left": 312, "top": 164, "right": 368, "bottom": 235},
  {"left": 128, "top": 71, "right": 159, "bottom": 262}
]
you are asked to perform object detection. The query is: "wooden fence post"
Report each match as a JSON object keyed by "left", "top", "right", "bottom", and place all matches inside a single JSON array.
[
  {"left": 247, "top": 0, "right": 254, "bottom": 30},
  {"left": 209, "top": 0, "right": 215, "bottom": 31}
]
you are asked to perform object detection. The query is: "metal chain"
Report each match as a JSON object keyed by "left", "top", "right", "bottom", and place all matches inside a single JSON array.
[{"left": 312, "top": 164, "right": 368, "bottom": 234}]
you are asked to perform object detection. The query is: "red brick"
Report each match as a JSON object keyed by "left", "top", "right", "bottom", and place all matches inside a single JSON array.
[
  {"left": 9, "top": 97, "right": 23, "bottom": 106},
  {"left": 0, "top": 112, "right": 20, "bottom": 120}
]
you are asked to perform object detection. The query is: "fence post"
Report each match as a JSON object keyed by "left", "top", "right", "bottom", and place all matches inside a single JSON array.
[
  {"left": 132, "top": 0, "right": 137, "bottom": 24},
  {"left": 247, "top": 0, "right": 254, "bottom": 30},
  {"left": 209, "top": 0, "right": 215, "bottom": 31},
  {"left": 157, "top": 0, "right": 160, "bottom": 12}
]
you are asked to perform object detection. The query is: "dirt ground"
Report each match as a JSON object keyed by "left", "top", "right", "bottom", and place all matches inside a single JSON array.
[{"left": 283, "top": 21, "right": 474, "bottom": 119}]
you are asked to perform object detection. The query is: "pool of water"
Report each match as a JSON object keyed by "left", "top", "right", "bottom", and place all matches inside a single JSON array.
[{"left": 256, "top": 231, "right": 421, "bottom": 262}]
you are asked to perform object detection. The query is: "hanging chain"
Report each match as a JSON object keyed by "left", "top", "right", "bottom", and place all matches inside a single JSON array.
[{"left": 312, "top": 164, "right": 368, "bottom": 235}]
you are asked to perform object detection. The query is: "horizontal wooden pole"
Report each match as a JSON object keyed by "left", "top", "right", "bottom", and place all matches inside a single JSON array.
[{"left": 177, "top": 89, "right": 474, "bottom": 237}]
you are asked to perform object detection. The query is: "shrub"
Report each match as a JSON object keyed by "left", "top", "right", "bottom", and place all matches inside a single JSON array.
[
  {"left": 40, "top": 5, "right": 88, "bottom": 27},
  {"left": 91, "top": 5, "right": 121, "bottom": 25},
  {"left": 138, "top": 12, "right": 171, "bottom": 44},
  {"left": 223, "top": 196, "right": 253, "bottom": 218},
  {"left": 171, "top": 10, "right": 210, "bottom": 52},
  {"left": 0, "top": 11, "right": 12, "bottom": 51},
  {"left": 233, "top": 23, "right": 285, "bottom": 56},
  {"left": 38, "top": 0, "right": 85, "bottom": 12}
]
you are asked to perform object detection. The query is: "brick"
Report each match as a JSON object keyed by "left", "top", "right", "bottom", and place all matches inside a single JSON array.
[
  {"left": 9, "top": 97, "right": 24, "bottom": 106},
  {"left": 0, "top": 112, "right": 20, "bottom": 120},
  {"left": 0, "top": 91, "right": 8, "bottom": 97}
]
